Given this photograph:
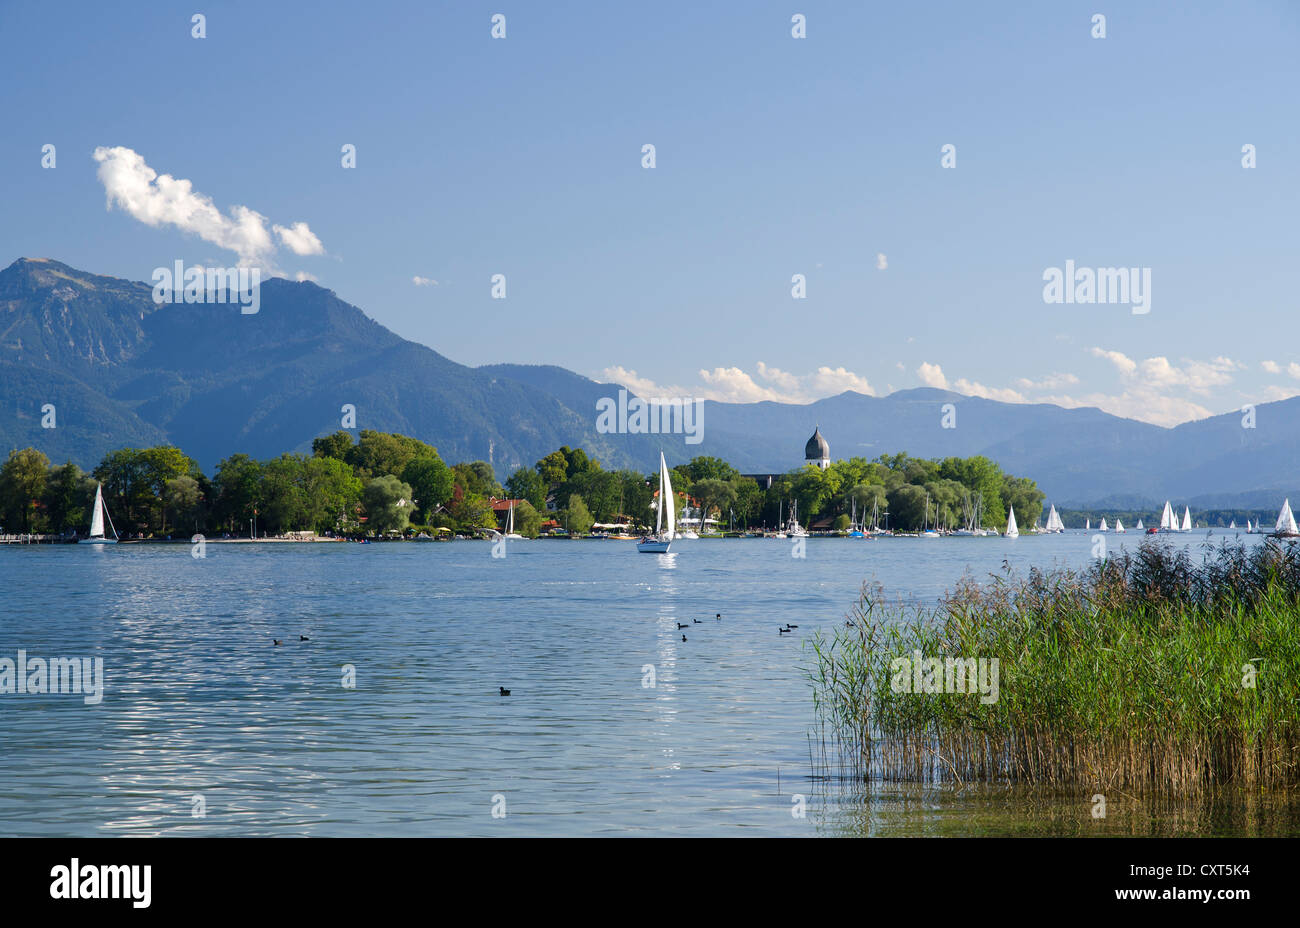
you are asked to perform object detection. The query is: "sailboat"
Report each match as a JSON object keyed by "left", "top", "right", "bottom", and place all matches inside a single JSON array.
[
  {"left": 1099, "top": 517, "right": 1109, "bottom": 532},
  {"left": 788, "top": 500, "right": 808, "bottom": 537},
  {"left": 504, "top": 500, "right": 525, "bottom": 540},
  {"left": 1005, "top": 505, "right": 1019, "bottom": 538},
  {"left": 1114, "top": 518, "right": 1125, "bottom": 534},
  {"left": 81, "top": 483, "right": 119, "bottom": 545},
  {"left": 1157, "top": 501, "right": 1175, "bottom": 533},
  {"left": 1044, "top": 505, "right": 1064, "bottom": 533},
  {"left": 1086, "top": 518, "right": 1091, "bottom": 531},
  {"left": 1136, "top": 518, "right": 1145, "bottom": 530},
  {"left": 1271, "top": 499, "right": 1300, "bottom": 538},
  {"left": 1180, "top": 507, "right": 1193, "bottom": 532},
  {"left": 921, "top": 493, "right": 940, "bottom": 537},
  {"left": 637, "top": 453, "right": 676, "bottom": 553},
  {"left": 1229, "top": 520, "right": 1236, "bottom": 530},
  {"left": 848, "top": 497, "right": 865, "bottom": 538}
]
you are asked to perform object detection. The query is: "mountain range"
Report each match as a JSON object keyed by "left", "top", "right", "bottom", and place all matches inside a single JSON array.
[{"left": 1, "top": 257, "right": 1295, "bottom": 507}]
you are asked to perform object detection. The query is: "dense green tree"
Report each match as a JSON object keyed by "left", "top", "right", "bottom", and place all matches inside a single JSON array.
[
  {"left": 505, "top": 467, "right": 547, "bottom": 511},
  {"left": 402, "top": 455, "right": 454, "bottom": 522},
  {"left": 212, "top": 454, "right": 264, "bottom": 534},
  {"left": 887, "top": 484, "right": 929, "bottom": 531},
  {"left": 346, "top": 430, "right": 439, "bottom": 480},
  {"left": 302, "top": 455, "right": 363, "bottom": 532},
  {"left": 684, "top": 456, "right": 741, "bottom": 483},
  {"left": 165, "top": 475, "right": 203, "bottom": 535},
  {"left": 565, "top": 494, "right": 595, "bottom": 535},
  {"left": 43, "top": 461, "right": 95, "bottom": 534},
  {"left": 312, "top": 430, "right": 354, "bottom": 461},
  {"left": 362, "top": 475, "right": 414, "bottom": 534},
  {"left": 0, "top": 448, "right": 51, "bottom": 532},
  {"left": 512, "top": 499, "right": 543, "bottom": 538},
  {"left": 690, "top": 478, "right": 737, "bottom": 532},
  {"left": 453, "top": 460, "right": 501, "bottom": 499}
]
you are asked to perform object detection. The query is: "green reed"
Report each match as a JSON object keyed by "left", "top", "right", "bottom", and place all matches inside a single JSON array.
[{"left": 809, "top": 539, "right": 1300, "bottom": 793}]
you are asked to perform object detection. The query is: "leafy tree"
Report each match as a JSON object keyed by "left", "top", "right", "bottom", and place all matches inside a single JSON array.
[
  {"left": 565, "top": 494, "right": 594, "bottom": 535},
  {"left": 833, "top": 514, "right": 851, "bottom": 532},
  {"left": 347, "top": 430, "right": 438, "bottom": 480},
  {"left": 505, "top": 467, "right": 547, "bottom": 511},
  {"left": 512, "top": 500, "right": 543, "bottom": 538},
  {"left": 165, "top": 475, "right": 202, "bottom": 534},
  {"left": 453, "top": 460, "right": 501, "bottom": 498},
  {"left": 0, "top": 448, "right": 51, "bottom": 532},
  {"left": 362, "top": 475, "right": 414, "bottom": 534},
  {"left": 212, "top": 454, "right": 264, "bottom": 534},
  {"left": 447, "top": 488, "right": 497, "bottom": 532},
  {"left": 43, "top": 461, "right": 94, "bottom": 534},
  {"left": 690, "top": 478, "right": 737, "bottom": 532},
  {"left": 302, "top": 455, "right": 363, "bottom": 532},
  {"left": 402, "top": 455, "right": 454, "bottom": 522},
  {"left": 312, "top": 430, "right": 354, "bottom": 461},
  {"left": 887, "top": 484, "right": 929, "bottom": 531},
  {"left": 684, "top": 456, "right": 741, "bottom": 483}
]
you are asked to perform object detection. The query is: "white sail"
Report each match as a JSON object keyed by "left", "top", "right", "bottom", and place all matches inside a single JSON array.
[
  {"left": 1100, "top": 517, "right": 1109, "bottom": 532},
  {"left": 90, "top": 483, "right": 105, "bottom": 538},
  {"left": 1005, "top": 506, "right": 1019, "bottom": 538},
  {"left": 1115, "top": 518, "right": 1125, "bottom": 532},
  {"left": 1086, "top": 518, "right": 1090, "bottom": 530},
  {"left": 1275, "top": 499, "right": 1297, "bottom": 535},
  {"left": 1181, "top": 507, "right": 1192, "bottom": 532},
  {"left": 660, "top": 453, "right": 676, "bottom": 540},
  {"left": 1229, "top": 520, "right": 1236, "bottom": 529},
  {"left": 1160, "top": 501, "right": 1175, "bottom": 530},
  {"left": 1045, "top": 505, "right": 1064, "bottom": 532},
  {"left": 1136, "top": 519, "right": 1144, "bottom": 530}
]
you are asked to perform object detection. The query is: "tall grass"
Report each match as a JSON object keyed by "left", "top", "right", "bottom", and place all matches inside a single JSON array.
[{"left": 810, "top": 540, "right": 1300, "bottom": 794}]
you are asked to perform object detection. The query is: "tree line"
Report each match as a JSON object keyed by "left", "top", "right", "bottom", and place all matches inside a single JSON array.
[{"left": 0, "top": 434, "right": 1045, "bottom": 538}]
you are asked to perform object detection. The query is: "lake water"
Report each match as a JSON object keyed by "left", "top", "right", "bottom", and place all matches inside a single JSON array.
[{"left": 2, "top": 529, "right": 1295, "bottom": 837}]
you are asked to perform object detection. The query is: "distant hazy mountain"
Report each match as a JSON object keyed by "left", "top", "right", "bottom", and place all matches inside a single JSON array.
[{"left": 3, "top": 258, "right": 1297, "bottom": 506}]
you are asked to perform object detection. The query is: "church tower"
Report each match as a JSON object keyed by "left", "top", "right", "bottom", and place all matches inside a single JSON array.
[{"left": 805, "top": 425, "right": 830, "bottom": 470}]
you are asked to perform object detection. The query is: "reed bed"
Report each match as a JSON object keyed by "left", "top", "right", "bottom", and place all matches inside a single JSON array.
[{"left": 810, "top": 539, "right": 1300, "bottom": 794}]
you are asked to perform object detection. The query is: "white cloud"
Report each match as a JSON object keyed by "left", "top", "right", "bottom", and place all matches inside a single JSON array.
[
  {"left": 876, "top": 253, "right": 887, "bottom": 270},
  {"left": 1015, "top": 372, "right": 1080, "bottom": 390},
  {"left": 1089, "top": 347, "right": 1138, "bottom": 376},
  {"left": 1288, "top": 362, "right": 1300, "bottom": 380},
  {"left": 808, "top": 366, "right": 874, "bottom": 397},
  {"left": 953, "top": 379, "right": 1027, "bottom": 403},
  {"left": 1039, "top": 390, "right": 1213, "bottom": 426},
  {"left": 699, "top": 367, "right": 788, "bottom": 403},
  {"left": 1255, "top": 385, "right": 1300, "bottom": 403},
  {"left": 92, "top": 146, "right": 323, "bottom": 274},
  {"left": 1262, "top": 360, "right": 1281, "bottom": 374},
  {"left": 916, "top": 362, "right": 948, "bottom": 389},
  {"left": 412, "top": 276, "right": 438, "bottom": 287},
  {"left": 273, "top": 221, "right": 325, "bottom": 256},
  {"left": 599, "top": 362, "right": 875, "bottom": 404}
]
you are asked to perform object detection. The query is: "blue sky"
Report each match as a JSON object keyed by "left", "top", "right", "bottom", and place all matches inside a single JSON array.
[{"left": 2, "top": 0, "right": 1297, "bottom": 426}]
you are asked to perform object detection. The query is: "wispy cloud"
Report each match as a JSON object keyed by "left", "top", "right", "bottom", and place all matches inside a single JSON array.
[
  {"left": 92, "top": 146, "right": 324, "bottom": 274},
  {"left": 412, "top": 276, "right": 438, "bottom": 287},
  {"left": 599, "top": 362, "right": 875, "bottom": 404}
]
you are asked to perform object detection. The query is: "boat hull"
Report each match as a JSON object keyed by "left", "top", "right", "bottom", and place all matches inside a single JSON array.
[
  {"left": 636, "top": 539, "right": 672, "bottom": 553},
  {"left": 79, "top": 538, "right": 117, "bottom": 545}
]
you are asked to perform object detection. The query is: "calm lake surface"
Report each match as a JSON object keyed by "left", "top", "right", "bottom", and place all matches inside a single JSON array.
[{"left": 2, "top": 529, "right": 1296, "bottom": 837}]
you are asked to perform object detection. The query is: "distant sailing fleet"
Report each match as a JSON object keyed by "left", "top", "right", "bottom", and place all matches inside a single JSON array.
[{"left": 69, "top": 469, "right": 1300, "bottom": 553}]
